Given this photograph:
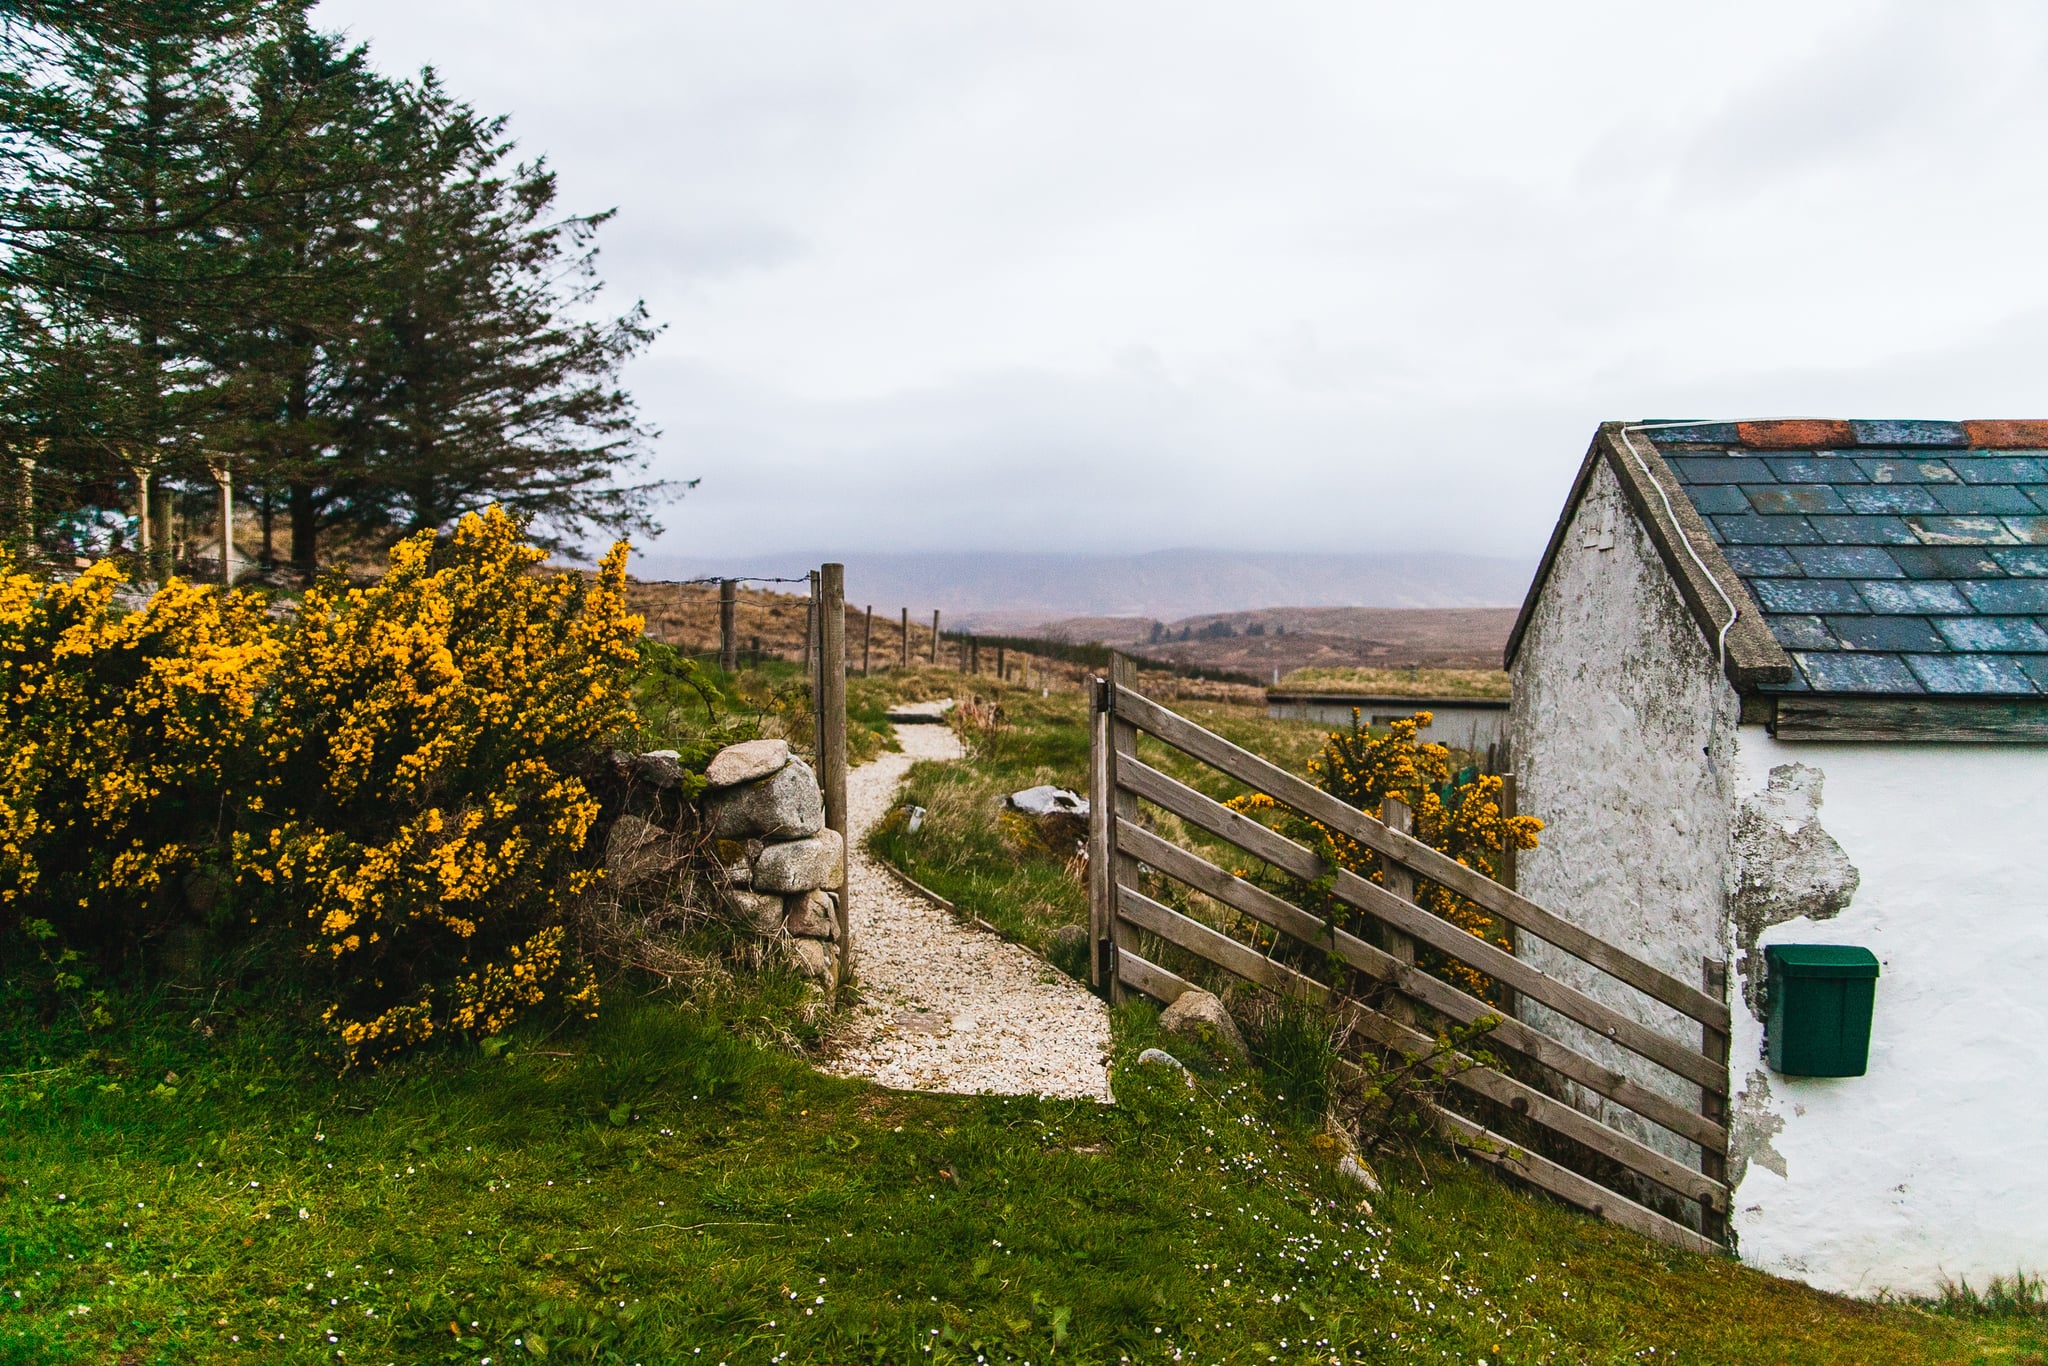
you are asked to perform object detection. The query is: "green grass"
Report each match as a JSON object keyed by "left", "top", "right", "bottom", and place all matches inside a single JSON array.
[
  {"left": 4, "top": 673, "right": 2042, "bottom": 1364},
  {"left": 3, "top": 980, "right": 2038, "bottom": 1365}
]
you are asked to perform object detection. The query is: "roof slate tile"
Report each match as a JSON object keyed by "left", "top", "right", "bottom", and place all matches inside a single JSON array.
[
  {"left": 1767, "top": 615, "right": 1837, "bottom": 650},
  {"left": 1829, "top": 615, "right": 1946, "bottom": 653},
  {"left": 1849, "top": 420, "right": 1968, "bottom": 447},
  {"left": 1933, "top": 616, "right": 2048, "bottom": 652},
  {"left": 1906, "top": 515, "right": 2018, "bottom": 545},
  {"left": 1754, "top": 579, "right": 1867, "bottom": 614},
  {"left": 1929, "top": 485, "right": 2041, "bottom": 515},
  {"left": 1670, "top": 457, "right": 1769, "bottom": 484},
  {"left": 1810, "top": 516, "right": 1917, "bottom": 545},
  {"left": 1888, "top": 545, "right": 2005, "bottom": 578},
  {"left": 1857, "top": 457, "right": 1962, "bottom": 484},
  {"left": 1745, "top": 484, "right": 1849, "bottom": 515},
  {"left": 1789, "top": 545, "right": 1904, "bottom": 577},
  {"left": 1989, "top": 548, "right": 2048, "bottom": 577},
  {"left": 1642, "top": 422, "right": 1740, "bottom": 443},
  {"left": 1723, "top": 545, "right": 1802, "bottom": 577},
  {"left": 1713, "top": 515, "right": 1821, "bottom": 545},
  {"left": 2019, "top": 656, "right": 2048, "bottom": 691},
  {"left": 1856, "top": 580, "right": 1972, "bottom": 613},
  {"left": 1960, "top": 580, "right": 2048, "bottom": 612},
  {"left": 1684, "top": 485, "right": 1752, "bottom": 515},
  {"left": 1795, "top": 652, "right": 1922, "bottom": 692},
  {"left": 2004, "top": 517, "right": 2048, "bottom": 545},
  {"left": 1838, "top": 484, "right": 1942, "bottom": 514},
  {"left": 1904, "top": 653, "right": 2040, "bottom": 694},
  {"left": 1764, "top": 456, "right": 1867, "bottom": 483},
  {"left": 1948, "top": 457, "right": 2048, "bottom": 483}
]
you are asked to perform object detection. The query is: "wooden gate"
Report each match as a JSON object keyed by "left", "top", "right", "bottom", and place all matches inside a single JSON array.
[{"left": 1087, "top": 659, "right": 1732, "bottom": 1253}]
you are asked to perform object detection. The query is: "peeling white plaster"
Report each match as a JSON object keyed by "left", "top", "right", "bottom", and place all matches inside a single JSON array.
[{"left": 1727, "top": 732, "right": 2048, "bottom": 1295}]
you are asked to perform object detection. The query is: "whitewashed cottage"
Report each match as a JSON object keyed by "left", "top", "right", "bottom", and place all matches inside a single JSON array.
[{"left": 1505, "top": 418, "right": 2048, "bottom": 1295}]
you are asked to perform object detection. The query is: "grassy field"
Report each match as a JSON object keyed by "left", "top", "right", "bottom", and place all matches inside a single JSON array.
[
  {"left": 1274, "top": 668, "right": 1512, "bottom": 699},
  {"left": 3, "top": 670, "right": 2043, "bottom": 1364}
]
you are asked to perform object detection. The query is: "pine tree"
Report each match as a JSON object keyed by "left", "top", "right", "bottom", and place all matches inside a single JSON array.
[
  {"left": 0, "top": 3, "right": 672, "bottom": 570},
  {"left": 330, "top": 75, "right": 666, "bottom": 556}
]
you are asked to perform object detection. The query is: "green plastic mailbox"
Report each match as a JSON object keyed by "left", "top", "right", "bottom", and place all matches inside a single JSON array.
[{"left": 1765, "top": 944, "right": 1880, "bottom": 1078}]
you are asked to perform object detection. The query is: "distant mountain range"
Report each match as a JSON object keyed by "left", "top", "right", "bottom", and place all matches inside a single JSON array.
[{"left": 628, "top": 549, "right": 1535, "bottom": 627}]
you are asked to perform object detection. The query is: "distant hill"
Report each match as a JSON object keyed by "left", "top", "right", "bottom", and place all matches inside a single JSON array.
[{"left": 629, "top": 549, "right": 1535, "bottom": 623}]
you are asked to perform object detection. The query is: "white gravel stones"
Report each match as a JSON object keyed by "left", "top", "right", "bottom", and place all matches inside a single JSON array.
[{"left": 824, "top": 719, "right": 1112, "bottom": 1102}]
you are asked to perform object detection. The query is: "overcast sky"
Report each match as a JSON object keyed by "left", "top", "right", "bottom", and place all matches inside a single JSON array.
[{"left": 313, "top": 1, "right": 2048, "bottom": 562}]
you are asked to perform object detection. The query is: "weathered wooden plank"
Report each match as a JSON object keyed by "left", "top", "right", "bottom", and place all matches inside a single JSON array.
[
  {"left": 1699, "top": 958, "right": 1731, "bottom": 1244},
  {"left": 1112, "top": 819, "right": 1727, "bottom": 1152},
  {"left": 1117, "top": 882, "right": 1729, "bottom": 1214},
  {"left": 1772, "top": 695, "right": 2048, "bottom": 743},
  {"left": 1116, "top": 947, "right": 1192, "bottom": 1005},
  {"left": 1107, "top": 655, "right": 1142, "bottom": 1005},
  {"left": 1429, "top": 1103, "right": 1723, "bottom": 1256},
  {"left": 1114, "top": 771, "right": 1728, "bottom": 1095},
  {"left": 1342, "top": 998, "right": 1728, "bottom": 1215},
  {"left": 1088, "top": 681, "right": 1113, "bottom": 991},
  {"left": 1111, "top": 685, "right": 1730, "bottom": 1032},
  {"left": 1118, "top": 884, "right": 1303, "bottom": 997},
  {"left": 1379, "top": 796, "right": 1419, "bottom": 1027}
]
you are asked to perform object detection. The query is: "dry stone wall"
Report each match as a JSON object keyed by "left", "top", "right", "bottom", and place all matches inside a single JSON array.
[{"left": 702, "top": 739, "right": 843, "bottom": 985}]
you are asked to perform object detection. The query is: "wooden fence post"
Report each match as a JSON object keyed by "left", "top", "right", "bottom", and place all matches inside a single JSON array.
[
  {"left": 718, "top": 579, "right": 738, "bottom": 672},
  {"left": 996, "top": 644, "right": 1005, "bottom": 682},
  {"left": 900, "top": 607, "right": 910, "bottom": 668},
  {"left": 1700, "top": 957, "right": 1730, "bottom": 1244},
  {"left": 1106, "top": 652, "right": 1142, "bottom": 1004},
  {"left": 211, "top": 459, "right": 235, "bottom": 585},
  {"left": 1089, "top": 675, "right": 1111, "bottom": 990},
  {"left": 930, "top": 610, "right": 939, "bottom": 664},
  {"left": 1380, "top": 796, "right": 1418, "bottom": 1025},
  {"left": 131, "top": 463, "right": 152, "bottom": 558},
  {"left": 862, "top": 605, "right": 873, "bottom": 676},
  {"left": 969, "top": 634, "right": 979, "bottom": 675},
  {"left": 803, "top": 572, "right": 818, "bottom": 673},
  {"left": 14, "top": 454, "right": 33, "bottom": 553},
  {"left": 819, "top": 564, "right": 851, "bottom": 987},
  {"left": 1500, "top": 771, "right": 1520, "bottom": 1018},
  {"left": 1500, "top": 773, "right": 1519, "bottom": 891}
]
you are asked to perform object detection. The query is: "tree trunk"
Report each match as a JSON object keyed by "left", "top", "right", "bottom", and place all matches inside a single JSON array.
[{"left": 289, "top": 479, "right": 318, "bottom": 581}]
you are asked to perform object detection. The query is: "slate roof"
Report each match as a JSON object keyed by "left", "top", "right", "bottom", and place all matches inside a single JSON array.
[{"left": 1648, "top": 420, "right": 2048, "bottom": 696}]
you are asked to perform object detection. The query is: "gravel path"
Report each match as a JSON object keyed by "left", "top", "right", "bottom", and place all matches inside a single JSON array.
[{"left": 823, "top": 720, "right": 1113, "bottom": 1101}]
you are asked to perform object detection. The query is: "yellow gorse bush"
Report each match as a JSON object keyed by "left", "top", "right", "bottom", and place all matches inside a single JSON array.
[
  {"left": 0, "top": 506, "right": 642, "bottom": 1063},
  {"left": 1230, "top": 711, "right": 1543, "bottom": 1004}
]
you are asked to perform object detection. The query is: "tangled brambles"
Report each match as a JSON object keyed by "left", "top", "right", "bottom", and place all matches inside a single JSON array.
[{"left": 0, "top": 507, "right": 642, "bottom": 1064}]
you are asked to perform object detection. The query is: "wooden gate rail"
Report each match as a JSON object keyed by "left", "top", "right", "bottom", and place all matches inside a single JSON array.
[
  {"left": 1117, "top": 760, "right": 1726, "bottom": 1093},
  {"left": 1114, "top": 944, "right": 1720, "bottom": 1256},
  {"left": 1115, "top": 881, "right": 1729, "bottom": 1220},
  {"left": 1115, "top": 810, "right": 1725, "bottom": 1152},
  {"left": 1110, "top": 685, "right": 1729, "bottom": 1033},
  {"left": 1091, "top": 670, "right": 1733, "bottom": 1251}
]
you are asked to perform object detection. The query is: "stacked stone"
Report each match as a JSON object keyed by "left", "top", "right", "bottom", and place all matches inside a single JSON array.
[{"left": 703, "top": 739, "right": 843, "bottom": 982}]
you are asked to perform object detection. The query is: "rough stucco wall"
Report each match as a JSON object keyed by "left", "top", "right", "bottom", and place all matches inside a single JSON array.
[
  {"left": 1728, "top": 733, "right": 2048, "bottom": 1295},
  {"left": 1507, "top": 456, "right": 1738, "bottom": 1160}
]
